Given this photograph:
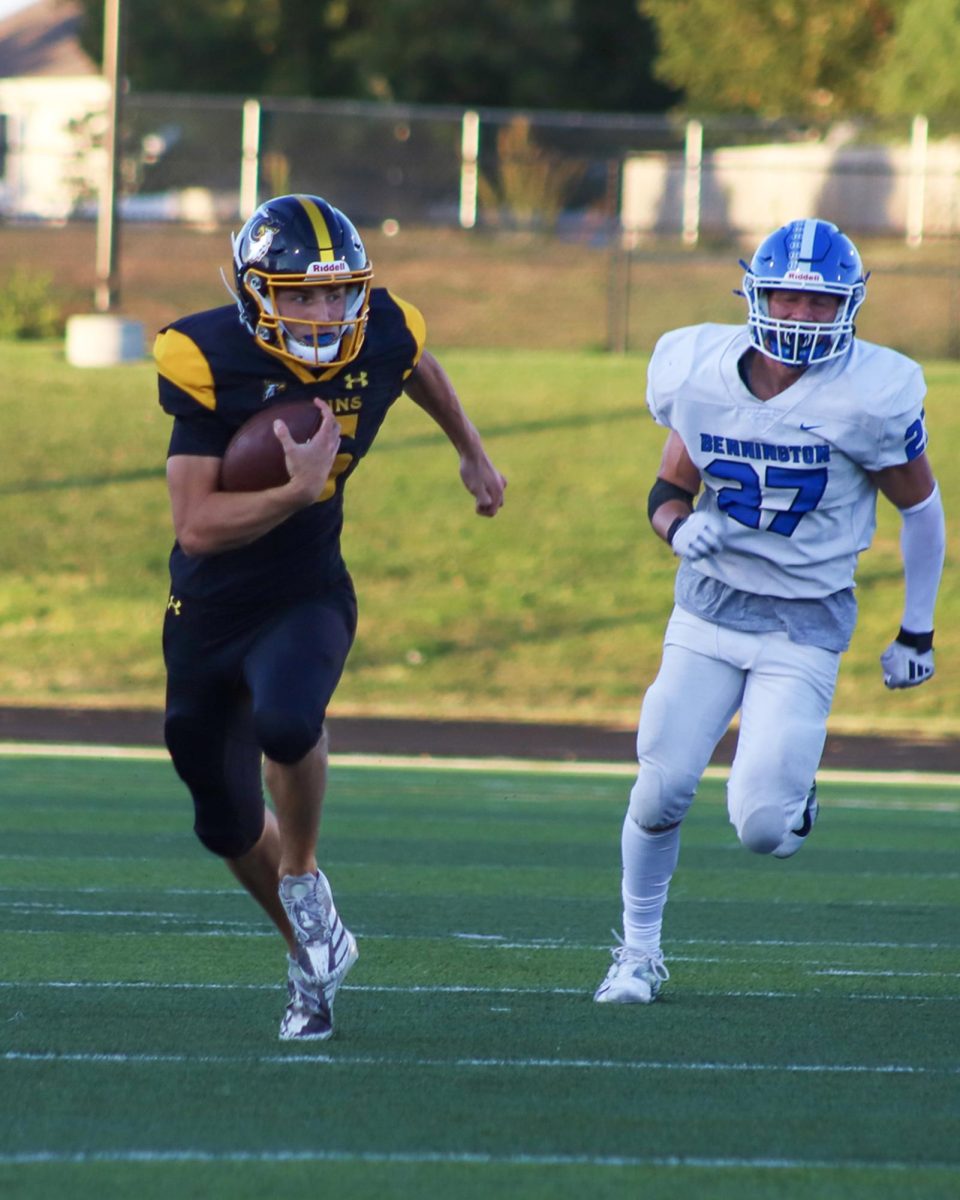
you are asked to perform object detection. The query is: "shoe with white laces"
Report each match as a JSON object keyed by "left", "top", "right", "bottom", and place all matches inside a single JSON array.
[
  {"left": 277, "top": 869, "right": 358, "bottom": 1041},
  {"left": 772, "top": 783, "right": 819, "bottom": 859},
  {"left": 593, "top": 935, "right": 669, "bottom": 1005}
]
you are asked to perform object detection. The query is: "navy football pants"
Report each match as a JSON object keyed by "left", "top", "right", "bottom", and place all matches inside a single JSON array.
[{"left": 163, "top": 579, "right": 357, "bottom": 858}]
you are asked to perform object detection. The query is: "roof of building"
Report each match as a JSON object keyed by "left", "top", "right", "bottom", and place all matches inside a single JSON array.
[{"left": 0, "top": 0, "right": 96, "bottom": 78}]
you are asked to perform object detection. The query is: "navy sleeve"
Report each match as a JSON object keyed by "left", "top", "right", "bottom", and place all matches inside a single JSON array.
[{"left": 167, "top": 410, "right": 233, "bottom": 458}]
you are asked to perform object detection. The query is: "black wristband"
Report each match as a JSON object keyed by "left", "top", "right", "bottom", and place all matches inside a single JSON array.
[
  {"left": 666, "top": 516, "right": 688, "bottom": 547},
  {"left": 896, "top": 627, "right": 934, "bottom": 653}
]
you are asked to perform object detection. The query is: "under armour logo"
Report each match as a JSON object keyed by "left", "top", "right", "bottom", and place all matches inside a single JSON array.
[
  {"left": 167, "top": 594, "right": 182, "bottom": 616},
  {"left": 343, "top": 371, "right": 369, "bottom": 389}
]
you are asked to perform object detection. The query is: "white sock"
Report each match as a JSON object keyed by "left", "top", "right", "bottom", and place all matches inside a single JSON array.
[{"left": 620, "top": 815, "right": 680, "bottom": 952}]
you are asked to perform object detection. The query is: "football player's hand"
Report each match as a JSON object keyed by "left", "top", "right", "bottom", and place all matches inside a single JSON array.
[
  {"left": 669, "top": 511, "right": 724, "bottom": 562},
  {"left": 880, "top": 635, "right": 935, "bottom": 689},
  {"left": 274, "top": 399, "right": 340, "bottom": 503},
  {"left": 460, "top": 449, "right": 507, "bottom": 517}
]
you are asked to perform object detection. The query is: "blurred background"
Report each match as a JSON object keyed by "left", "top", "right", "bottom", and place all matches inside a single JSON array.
[
  {"left": 0, "top": 0, "right": 959, "bottom": 357},
  {"left": 1, "top": 0, "right": 959, "bottom": 733}
]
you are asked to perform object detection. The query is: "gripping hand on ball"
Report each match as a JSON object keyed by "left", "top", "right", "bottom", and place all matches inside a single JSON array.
[
  {"left": 274, "top": 399, "right": 340, "bottom": 504},
  {"left": 668, "top": 511, "right": 725, "bottom": 562}
]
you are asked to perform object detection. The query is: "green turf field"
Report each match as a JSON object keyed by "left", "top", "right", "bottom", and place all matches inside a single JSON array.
[{"left": 1, "top": 748, "right": 957, "bottom": 1199}]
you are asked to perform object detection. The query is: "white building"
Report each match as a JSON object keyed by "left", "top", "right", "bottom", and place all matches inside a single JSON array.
[{"left": 0, "top": 0, "right": 108, "bottom": 220}]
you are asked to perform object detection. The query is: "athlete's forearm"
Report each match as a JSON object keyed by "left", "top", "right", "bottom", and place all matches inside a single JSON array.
[
  {"left": 899, "top": 483, "right": 945, "bottom": 634},
  {"left": 403, "top": 350, "right": 485, "bottom": 458},
  {"left": 173, "top": 483, "right": 315, "bottom": 555},
  {"left": 167, "top": 454, "right": 320, "bottom": 556}
]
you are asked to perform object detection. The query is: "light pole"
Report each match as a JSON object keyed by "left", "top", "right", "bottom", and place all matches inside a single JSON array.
[
  {"left": 66, "top": 0, "right": 143, "bottom": 365},
  {"left": 95, "top": 0, "right": 124, "bottom": 312}
]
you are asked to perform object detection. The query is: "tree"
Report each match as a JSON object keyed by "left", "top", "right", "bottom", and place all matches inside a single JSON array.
[
  {"left": 874, "top": 0, "right": 960, "bottom": 124},
  {"left": 73, "top": 0, "right": 676, "bottom": 112},
  {"left": 640, "top": 0, "right": 901, "bottom": 121},
  {"left": 75, "top": 0, "right": 363, "bottom": 97},
  {"left": 565, "top": 0, "right": 680, "bottom": 113}
]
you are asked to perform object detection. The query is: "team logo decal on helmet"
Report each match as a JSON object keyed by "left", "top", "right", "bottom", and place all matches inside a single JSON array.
[
  {"left": 231, "top": 193, "right": 373, "bottom": 369},
  {"left": 740, "top": 218, "right": 867, "bottom": 367}
]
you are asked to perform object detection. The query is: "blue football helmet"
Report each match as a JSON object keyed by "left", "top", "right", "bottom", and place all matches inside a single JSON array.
[
  {"left": 232, "top": 193, "right": 373, "bottom": 368},
  {"left": 741, "top": 218, "right": 866, "bottom": 367}
]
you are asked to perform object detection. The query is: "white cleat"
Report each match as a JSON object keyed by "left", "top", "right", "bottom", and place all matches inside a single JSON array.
[
  {"left": 594, "top": 937, "right": 669, "bottom": 1005},
  {"left": 278, "top": 870, "right": 358, "bottom": 1041}
]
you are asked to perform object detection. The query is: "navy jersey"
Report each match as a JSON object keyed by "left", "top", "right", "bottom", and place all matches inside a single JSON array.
[{"left": 155, "top": 288, "right": 426, "bottom": 608}]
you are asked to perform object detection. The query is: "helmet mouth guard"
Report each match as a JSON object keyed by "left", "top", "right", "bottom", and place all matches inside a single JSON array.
[{"left": 740, "top": 219, "right": 867, "bottom": 367}]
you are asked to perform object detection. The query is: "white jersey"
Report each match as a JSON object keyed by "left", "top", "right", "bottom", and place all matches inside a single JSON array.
[{"left": 647, "top": 324, "right": 928, "bottom": 600}]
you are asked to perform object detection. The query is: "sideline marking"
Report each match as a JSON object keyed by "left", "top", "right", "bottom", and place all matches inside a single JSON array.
[{"left": 1, "top": 741, "right": 960, "bottom": 802}]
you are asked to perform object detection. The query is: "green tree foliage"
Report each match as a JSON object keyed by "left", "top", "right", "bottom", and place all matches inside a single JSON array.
[
  {"left": 566, "top": 0, "right": 680, "bottom": 112},
  {"left": 76, "top": 0, "right": 364, "bottom": 97},
  {"left": 640, "top": 0, "right": 902, "bottom": 120},
  {"left": 874, "top": 0, "right": 960, "bottom": 124},
  {"left": 73, "top": 0, "right": 674, "bottom": 111}
]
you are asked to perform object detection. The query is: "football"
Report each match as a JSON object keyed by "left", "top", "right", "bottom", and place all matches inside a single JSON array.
[{"left": 220, "top": 399, "right": 323, "bottom": 492}]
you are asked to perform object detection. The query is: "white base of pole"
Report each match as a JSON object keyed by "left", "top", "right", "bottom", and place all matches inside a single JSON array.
[{"left": 65, "top": 314, "right": 145, "bottom": 367}]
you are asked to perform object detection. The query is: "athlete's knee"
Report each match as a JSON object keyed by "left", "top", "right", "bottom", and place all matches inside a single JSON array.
[
  {"left": 193, "top": 806, "right": 262, "bottom": 859},
  {"left": 253, "top": 705, "right": 323, "bottom": 765},
  {"left": 736, "top": 805, "right": 785, "bottom": 855},
  {"left": 627, "top": 761, "right": 694, "bottom": 831}
]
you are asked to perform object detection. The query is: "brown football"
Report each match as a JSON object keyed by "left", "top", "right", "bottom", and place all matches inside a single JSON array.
[{"left": 220, "top": 400, "right": 323, "bottom": 492}]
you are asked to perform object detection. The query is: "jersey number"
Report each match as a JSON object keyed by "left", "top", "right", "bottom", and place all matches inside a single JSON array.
[{"left": 706, "top": 459, "right": 827, "bottom": 537}]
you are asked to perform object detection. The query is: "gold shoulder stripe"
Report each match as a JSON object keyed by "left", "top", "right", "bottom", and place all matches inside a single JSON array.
[
  {"left": 388, "top": 292, "right": 427, "bottom": 365},
  {"left": 154, "top": 329, "right": 217, "bottom": 411}
]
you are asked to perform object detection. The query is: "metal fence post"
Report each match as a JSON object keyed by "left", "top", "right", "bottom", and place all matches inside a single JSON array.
[
  {"left": 906, "top": 113, "right": 928, "bottom": 248},
  {"left": 682, "top": 118, "right": 703, "bottom": 247},
  {"left": 240, "top": 98, "right": 261, "bottom": 219},
  {"left": 459, "top": 110, "right": 480, "bottom": 230}
]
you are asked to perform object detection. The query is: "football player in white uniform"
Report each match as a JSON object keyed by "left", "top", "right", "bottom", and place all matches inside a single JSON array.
[{"left": 594, "top": 218, "right": 945, "bottom": 1005}]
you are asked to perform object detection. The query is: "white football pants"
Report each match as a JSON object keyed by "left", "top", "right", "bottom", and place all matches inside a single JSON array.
[{"left": 620, "top": 606, "right": 840, "bottom": 951}]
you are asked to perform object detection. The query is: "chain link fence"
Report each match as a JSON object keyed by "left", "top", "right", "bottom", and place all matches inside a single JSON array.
[{"left": 3, "top": 92, "right": 960, "bottom": 355}]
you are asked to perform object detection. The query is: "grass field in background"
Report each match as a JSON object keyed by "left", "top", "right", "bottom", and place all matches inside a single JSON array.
[
  {"left": 3, "top": 224, "right": 960, "bottom": 360},
  {"left": 0, "top": 749, "right": 958, "bottom": 1199},
  {"left": 0, "top": 340, "right": 959, "bottom": 734}
]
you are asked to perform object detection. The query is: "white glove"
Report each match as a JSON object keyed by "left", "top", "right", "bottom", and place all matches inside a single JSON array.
[
  {"left": 669, "top": 511, "right": 724, "bottom": 562},
  {"left": 880, "top": 637, "right": 935, "bottom": 689}
]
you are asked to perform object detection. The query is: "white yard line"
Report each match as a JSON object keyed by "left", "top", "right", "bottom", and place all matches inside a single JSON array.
[
  {"left": 0, "top": 1148, "right": 955, "bottom": 1172},
  {"left": 4, "top": 1048, "right": 958, "bottom": 1075},
  {"left": 0, "top": 979, "right": 955, "bottom": 1002}
]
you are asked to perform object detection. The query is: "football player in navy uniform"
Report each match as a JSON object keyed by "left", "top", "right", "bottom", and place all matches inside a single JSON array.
[
  {"left": 155, "top": 194, "right": 506, "bottom": 1040},
  {"left": 594, "top": 218, "right": 945, "bottom": 1006}
]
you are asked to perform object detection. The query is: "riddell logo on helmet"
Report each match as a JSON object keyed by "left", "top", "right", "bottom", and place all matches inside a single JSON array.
[
  {"left": 784, "top": 270, "right": 824, "bottom": 282},
  {"left": 306, "top": 261, "right": 350, "bottom": 275}
]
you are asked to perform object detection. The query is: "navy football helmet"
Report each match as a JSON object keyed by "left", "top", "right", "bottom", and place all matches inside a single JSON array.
[
  {"left": 232, "top": 194, "right": 373, "bottom": 368},
  {"left": 741, "top": 218, "right": 866, "bottom": 367}
]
